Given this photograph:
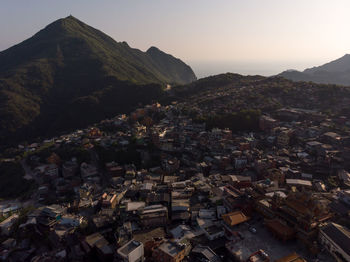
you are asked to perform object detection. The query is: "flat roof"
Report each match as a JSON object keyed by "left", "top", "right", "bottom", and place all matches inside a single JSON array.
[
  {"left": 118, "top": 240, "right": 142, "bottom": 256},
  {"left": 133, "top": 227, "right": 165, "bottom": 244},
  {"left": 192, "top": 245, "right": 220, "bottom": 261},
  {"left": 126, "top": 201, "right": 145, "bottom": 212},
  {"left": 158, "top": 241, "right": 183, "bottom": 257},
  {"left": 205, "top": 225, "right": 223, "bottom": 235},
  {"left": 265, "top": 219, "right": 295, "bottom": 236},
  {"left": 142, "top": 206, "right": 167, "bottom": 214},
  {"left": 286, "top": 179, "right": 312, "bottom": 187},
  {"left": 85, "top": 232, "right": 109, "bottom": 248}
]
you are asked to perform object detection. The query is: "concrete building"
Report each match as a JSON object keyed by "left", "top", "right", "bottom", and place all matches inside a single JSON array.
[
  {"left": 191, "top": 245, "right": 222, "bottom": 262},
  {"left": 0, "top": 214, "right": 19, "bottom": 236},
  {"left": 203, "top": 225, "right": 225, "bottom": 241},
  {"left": 85, "top": 232, "right": 113, "bottom": 261},
  {"left": 319, "top": 223, "right": 350, "bottom": 262},
  {"left": 45, "top": 164, "right": 59, "bottom": 178},
  {"left": 259, "top": 115, "right": 277, "bottom": 131},
  {"left": 139, "top": 205, "right": 168, "bottom": 228},
  {"left": 62, "top": 160, "right": 78, "bottom": 178},
  {"left": 117, "top": 240, "right": 144, "bottom": 262},
  {"left": 277, "top": 131, "right": 291, "bottom": 147},
  {"left": 101, "top": 192, "right": 118, "bottom": 209},
  {"left": 152, "top": 240, "right": 190, "bottom": 262},
  {"left": 80, "top": 163, "right": 98, "bottom": 180}
]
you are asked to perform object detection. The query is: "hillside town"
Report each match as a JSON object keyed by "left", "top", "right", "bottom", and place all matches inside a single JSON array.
[{"left": 1, "top": 101, "right": 350, "bottom": 262}]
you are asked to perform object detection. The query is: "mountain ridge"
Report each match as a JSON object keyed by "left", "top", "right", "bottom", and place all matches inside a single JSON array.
[
  {"left": 279, "top": 54, "right": 350, "bottom": 86},
  {"left": 0, "top": 16, "right": 196, "bottom": 145}
]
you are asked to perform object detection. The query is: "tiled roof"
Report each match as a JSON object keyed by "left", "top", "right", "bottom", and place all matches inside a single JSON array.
[{"left": 222, "top": 211, "right": 249, "bottom": 227}]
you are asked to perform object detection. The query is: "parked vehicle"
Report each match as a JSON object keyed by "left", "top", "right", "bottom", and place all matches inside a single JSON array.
[{"left": 249, "top": 227, "right": 257, "bottom": 234}]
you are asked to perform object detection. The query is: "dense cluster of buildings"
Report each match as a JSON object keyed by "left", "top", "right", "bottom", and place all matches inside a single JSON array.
[{"left": 1, "top": 102, "right": 350, "bottom": 262}]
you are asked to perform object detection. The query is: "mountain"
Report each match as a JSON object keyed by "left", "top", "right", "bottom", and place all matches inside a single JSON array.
[
  {"left": 172, "top": 73, "right": 350, "bottom": 120},
  {"left": 0, "top": 16, "right": 196, "bottom": 145},
  {"left": 147, "top": 46, "right": 196, "bottom": 85},
  {"left": 279, "top": 54, "right": 350, "bottom": 86}
]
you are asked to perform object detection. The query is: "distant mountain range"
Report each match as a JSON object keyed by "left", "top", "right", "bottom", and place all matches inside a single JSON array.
[
  {"left": 0, "top": 16, "right": 196, "bottom": 144},
  {"left": 279, "top": 54, "right": 350, "bottom": 86}
]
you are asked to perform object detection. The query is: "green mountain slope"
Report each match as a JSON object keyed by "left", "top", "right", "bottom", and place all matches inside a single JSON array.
[
  {"left": 0, "top": 16, "right": 196, "bottom": 145},
  {"left": 147, "top": 47, "right": 196, "bottom": 85}
]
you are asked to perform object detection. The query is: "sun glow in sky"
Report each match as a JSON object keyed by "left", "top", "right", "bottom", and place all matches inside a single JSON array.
[{"left": 1, "top": 0, "right": 349, "bottom": 77}]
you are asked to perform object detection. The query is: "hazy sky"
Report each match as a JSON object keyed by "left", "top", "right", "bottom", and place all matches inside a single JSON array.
[{"left": 1, "top": 0, "right": 349, "bottom": 78}]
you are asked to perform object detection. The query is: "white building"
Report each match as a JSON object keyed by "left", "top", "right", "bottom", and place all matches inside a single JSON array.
[{"left": 117, "top": 240, "right": 144, "bottom": 262}]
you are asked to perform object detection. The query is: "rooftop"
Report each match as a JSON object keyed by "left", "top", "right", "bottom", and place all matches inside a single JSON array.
[
  {"left": 222, "top": 211, "right": 250, "bottom": 227},
  {"left": 320, "top": 222, "right": 350, "bottom": 256},
  {"left": 158, "top": 241, "right": 185, "bottom": 257},
  {"left": 85, "top": 232, "right": 109, "bottom": 248},
  {"left": 126, "top": 201, "right": 145, "bottom": 212},
  {"left": 286, "top": 179, "right": 312, "bottom": 187},
  {"left": 275, "top": 252, "right": 307, "bottom": 262},
  {"left": 118, "top": 240, "right": 142, "bottom": 257},
  {"left": 192, "top": 245, "right": 222, "bottom": 262},
  {"left": 133, "top": 227, "right": 166, "bottom": 244}
]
